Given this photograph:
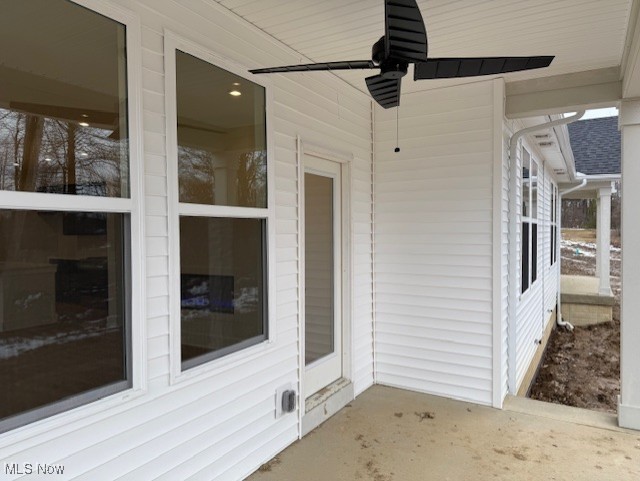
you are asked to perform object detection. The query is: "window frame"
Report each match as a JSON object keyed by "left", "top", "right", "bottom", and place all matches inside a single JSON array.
[
  {"left": 550, "top": 182, "right": 559, "bottom": 266},
  {"left": 520, "top": 147, "right": 539, "bottom": 296},
  {"left": 164, "top": 31, "right": 276, "bottom": 384},
  {"left": 0, "top": 0, "right": 146, "bottom": 443}
]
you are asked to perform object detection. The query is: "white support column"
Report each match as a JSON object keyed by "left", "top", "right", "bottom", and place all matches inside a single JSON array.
[
  {"left": 619, "top": 99, "right": 640, "bottom": 430},
  {"left": 597, "top": 187, "right": 612, "bottom": 296}
]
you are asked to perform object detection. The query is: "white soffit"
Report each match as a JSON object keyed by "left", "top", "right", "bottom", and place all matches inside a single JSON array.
[{"left": 216, "top": 0, "right": 634, "bottom": 96}]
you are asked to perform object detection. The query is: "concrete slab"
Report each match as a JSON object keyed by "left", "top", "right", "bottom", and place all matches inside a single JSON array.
[
  {"left": 249, "top": 386, "right": 640, "bottom": 481},
  {"left": 561, "top": 275, "right": 615, "bottom": 305},
  {"left": 561, "top": 275, "right": 615, "bottom": 325}
]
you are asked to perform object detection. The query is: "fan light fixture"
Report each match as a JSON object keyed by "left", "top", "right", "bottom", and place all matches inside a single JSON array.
[{"left": 249, "top": 0, "right": 554, "bottom": 111}]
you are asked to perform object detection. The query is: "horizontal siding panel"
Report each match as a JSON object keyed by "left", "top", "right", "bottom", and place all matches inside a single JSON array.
[
  {"left": 375, "top": 253, "right": 492, "bottom": 268},
  {"left": 375, "top": 80, "right": 497, "bottom": 406},
  {"left": 377, "top": 359, "right": 492, "bottom": 391},
  {"left": 378, "top": 374, "right": 492, "bottom": 405}
]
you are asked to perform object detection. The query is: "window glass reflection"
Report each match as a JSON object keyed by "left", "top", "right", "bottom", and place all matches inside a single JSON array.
[
  {"left": 0, "top": 209, "right": 129, "bottom": 426},
  {"left": 531, "top": 159, "right": 538, "bottom": 219},
  {"left": 522, "top": 149, "right": 530, "bottom": 217},
  {"left": 180, "top": 216, "right": 266, "bottom": 366},
  {"left": 176, "top": 51, "right": 266, "bottom": 207},
  {"left": 0, "top": 0, "right": 129, "bottom": 197}
]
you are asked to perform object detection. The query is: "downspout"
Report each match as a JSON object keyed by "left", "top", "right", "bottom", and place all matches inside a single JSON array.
[
  {"left": 556, "top": 177, "right": 588, "bottom": 331},
  {"left": 506, "top": 110, "right": 585, "bottom": 393}
]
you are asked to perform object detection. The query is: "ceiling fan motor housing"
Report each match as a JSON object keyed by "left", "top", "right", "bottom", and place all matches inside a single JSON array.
[{"left": 373, "top": 36, "right": 409, "bottom": 79}]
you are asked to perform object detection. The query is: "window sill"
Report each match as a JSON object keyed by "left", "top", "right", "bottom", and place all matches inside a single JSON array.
[
  {"left": 0, "top": 384, "right": 147, "bottom": 451},
  {"left": 170, "top": 336, "right": 277, "bottom": 387}
]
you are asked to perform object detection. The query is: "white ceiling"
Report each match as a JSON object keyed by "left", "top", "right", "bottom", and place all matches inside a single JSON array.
[{"left": 216, "top": 0, "right": 634, "bottom": 96}]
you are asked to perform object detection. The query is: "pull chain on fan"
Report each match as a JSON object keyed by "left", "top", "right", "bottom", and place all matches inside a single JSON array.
[{"left": 395, "top": 106, "right": 400, "bottom": 153}]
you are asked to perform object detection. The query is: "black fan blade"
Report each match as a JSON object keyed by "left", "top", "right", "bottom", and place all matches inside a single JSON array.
[
  {"left": 250, "top": 60, "right": 376, "bottom": 74},
  {"left": 414, "top": 56, "right": 554, "bottom": 80},
  {"left": 366, "top": 75, "right": 401, "bottom": 109},
  {"left": 385, "top": 0, "right": 428, "bottom": 62}
]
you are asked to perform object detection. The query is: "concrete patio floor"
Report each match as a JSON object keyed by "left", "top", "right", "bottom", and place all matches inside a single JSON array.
[{"left": 249, "top": 385, "right": 640, "bottom": 481}]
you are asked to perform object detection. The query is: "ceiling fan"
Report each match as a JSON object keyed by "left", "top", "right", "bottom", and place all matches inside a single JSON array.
[{"left": 249, "top": 0, "right": 554, "bottom": 110}]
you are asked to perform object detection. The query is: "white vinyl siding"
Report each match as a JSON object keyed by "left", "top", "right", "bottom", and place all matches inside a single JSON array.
[
  {"left": 501, "top": 125, "right": 511, "bottom": 401},
  {"left": 374, "top": 80, "right": 499, "bottom": 406},
  {"left": 513, "top": 136, "right": 560, "bottom": 391},
  {"left": 545, "top": 182, "right": 560, "bottom": 314},
  {"left": 352, "top": 153, "right": 376, "bottom": 396},
  {"left": 0, "top": 0, "right": 374, "bottom": 479}
]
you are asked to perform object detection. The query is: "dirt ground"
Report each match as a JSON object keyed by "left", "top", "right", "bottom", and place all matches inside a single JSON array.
[{"left": 529, "top": 229, "right": 621, "bottom": 413}]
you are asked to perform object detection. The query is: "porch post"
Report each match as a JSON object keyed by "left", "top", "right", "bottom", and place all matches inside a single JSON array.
[
  {"left": 595, "top": 195, "right": 601, "bottom": 277},
  {"left": 619, "top": 99, "right": 640, "bottom": 430},
  {"left": 597, "top": 187, "right": 611, "bottom": 296}
]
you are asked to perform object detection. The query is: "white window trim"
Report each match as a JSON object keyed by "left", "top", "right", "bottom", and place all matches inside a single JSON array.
[
  {"left": 520, "top": 147, "right": 540, "bottom": 298},
  {"left": 0, "top": 0, "right": 146, "bottom": 447},
  {"left": 163, "top": 31, "right": 277, "bottom": 385}
]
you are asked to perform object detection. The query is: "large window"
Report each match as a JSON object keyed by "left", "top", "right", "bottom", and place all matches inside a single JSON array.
[
  {"left": 0, "top": 0, "right": 134, "bottom": 432},
  {"left": 521, "top": 148, "right": 539, "bottom": 294},
  {"left": 169, "top": 43, "right": 269, "bottom": 372}
]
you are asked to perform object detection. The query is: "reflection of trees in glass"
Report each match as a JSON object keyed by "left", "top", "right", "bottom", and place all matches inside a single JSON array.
[
  {"left": 178, "top": 146, "right": 216, "bottom": 204},
  {"left": 237, "top": 150, "right": 266, "bottom": 207},
  {"left": 178, "top": 145, "right": 267, "bottom": 207},
  {"left": 0, "top": 109, "right": 127, "bottom": 197}
]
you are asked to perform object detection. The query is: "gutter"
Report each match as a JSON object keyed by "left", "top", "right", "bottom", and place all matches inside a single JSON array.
[
  {"left": 560, "top": 177, "right": 588, "bottom": 197},
  {"left": 506, "top": 111, "right": 585, "bottom": 393},
  {"left": 577, "top": 173, "right": 621, "bottom": 182}
]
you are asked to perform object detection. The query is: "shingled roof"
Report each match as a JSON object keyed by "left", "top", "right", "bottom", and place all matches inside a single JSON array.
[{"left": 567, "top": 116, "right": 621, "bottom": 175}]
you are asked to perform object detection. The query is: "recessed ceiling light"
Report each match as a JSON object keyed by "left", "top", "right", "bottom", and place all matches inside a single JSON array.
[
  {"left": 229, "top": 90, "right": 242, "bottom": 97},
  {"left": 81, "top": 114, "right": 89, "bottom": 118},
  {"left": 13, "top": 162, "right": 19, "bottom": 167},
  {"left": 79, "top": 152, "right": 88, "bottom": 158},
  {"left": 44, "top": 156, "right": 52, "bottom": 162},
  {"left": 79, "top": 122, "right": 90, "bottom": 127}
]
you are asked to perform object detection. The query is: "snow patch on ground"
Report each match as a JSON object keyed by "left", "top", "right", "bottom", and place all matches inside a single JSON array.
[
  {"left": 561, "top": 239, "right": 620, "bottom": 257},
  {"left": 562, "top": 239, "right": 596, "bottom": 257},
  {"left": 0, "top": 326, "right": 113, "bottom": 360}
]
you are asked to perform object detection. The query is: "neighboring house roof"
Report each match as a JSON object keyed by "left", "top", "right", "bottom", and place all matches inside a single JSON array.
[{"left": 567, "top": 116, "right": 621, "bottom": 175}]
